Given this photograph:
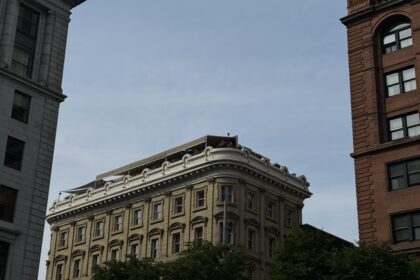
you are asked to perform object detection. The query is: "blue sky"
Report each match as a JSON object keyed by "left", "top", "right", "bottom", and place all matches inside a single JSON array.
[{"left": 39, "top": 0, "right": 354, "bottom": 278}]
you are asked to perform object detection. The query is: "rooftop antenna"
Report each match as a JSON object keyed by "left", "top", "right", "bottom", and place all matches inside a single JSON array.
[
  {"left": 58, "top": 192, "right": 62, "bottom": 201},
  {"left": 227, "top": 132, "right": 230, "bottom": 137}
]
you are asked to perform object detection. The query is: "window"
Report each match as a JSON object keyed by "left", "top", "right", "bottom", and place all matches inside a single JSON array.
[
  {"left": 11, "top": 4, "right": 40, "bottom": 78},
  {"left": 91, "top": 254, "right": 99, "bottom": 271},
  {"left": 4, "top": 136, "right": 25, "bottom": 170},
  {"left": 388, "top": 158, "right": 420, "bottom": 190},
  {"left": 110, "top": 249, "right": 119, "bottom": 261},
  {"left": 247, "top": 191, "right": 255, "bottom": 210},
  {"left": 94, "top": 220, "right": 104, "bottom": 237},
  {"left": 55, "top": 263, "right": 63, "bottom": 280},
  {"left": 11, "top": 91, "right": 31, "bottom": 123},
  {"left": 266, "top": 201, "right": 275, "bottom": 218},
  {"left": 132, "top": 208, "right": 142, "bottom": 226},
  {"left": 0, "top": 185, "right": 18, "bottom": 223},
  {"left": 75, "top": 226, "right": 85, "bottom": 243},
  {"left": 385, "top": 67, "right": 416, "bottom": 97},
  {"left": 389, "top": 113, "right": 420, "bottom": 140},
  {"left": 152, "top": 203, "right": 162, "bottom": 220},
  {"left": 173, "top": 196, "right": 183, "bottom": 214},
  {"left": 73, "top": 259, "right": 81, "bottom": 278},
  {"left": 130, "top": 244, "right": 140, "bottom": 259},
  {"left": 0, "top": 241, "right": 10, "bottom": 280},
  {"left": 286, "top": 208, "right": 296, "bottom": 227},
  {"left": 247, "top": 229, "right": 256, "bottom": 251},
  {"left": 195, "top": 189, "right": 205, "bottom": 208},
  {"left": 113, "top": 215, "right": 123, "bottom": 232},
  {"left": 268, "top": 237, "right": 276, "bottom": 258},
  {"left": 392, "top": 211, "right": 420, "bottom": 243},
  {"left": 58, "top": 231, "right": 68, "bottom": 248},
  {"left": 219, "top": 222, "right": 234, "bottom": 245},
  {"left": 221, "top": 185, "right": 233, "bottom": 203},
  {"left": 151, "top": 238, "right": 159, "bottom": 259},
  {"left": 172, "top": 232, "right": 181, "bottom": 254},
  {"left": 383, "top": 21, "right": 412, "bottom": 54},
  {"left": 194, "top": 227, "right": 204, "bottom": 241}
]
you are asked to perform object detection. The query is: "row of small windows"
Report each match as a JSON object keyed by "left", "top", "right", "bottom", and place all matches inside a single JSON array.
[{"left": 54, "top": 227, "right": 275, "bottom": 279}]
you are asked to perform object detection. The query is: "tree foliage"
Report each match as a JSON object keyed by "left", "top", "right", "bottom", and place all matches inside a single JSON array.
[
  {"left": 92, "top": 241, "right": 249, "bottom": 280},
  {"left": 272, "top": 228, "right": 420, "bottom": 280}
]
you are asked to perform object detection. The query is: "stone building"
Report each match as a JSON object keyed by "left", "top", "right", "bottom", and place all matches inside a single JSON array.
[
  {"left": 342, "top": 0, "right": 420, "bottom": 255},
  {"left": 0, "top": 0, "right": 85, "bottom": 279},
  {"left": 45, "top": 135, "right": 311, "bottom": 280}
]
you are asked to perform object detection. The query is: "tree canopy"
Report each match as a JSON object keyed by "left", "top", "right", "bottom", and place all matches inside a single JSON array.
[
  {"left": 272, "top": 228, "right": 420, "bottom": 280},
  {"left": 92, "top": 241, "right": 249, "bottom": 280}
]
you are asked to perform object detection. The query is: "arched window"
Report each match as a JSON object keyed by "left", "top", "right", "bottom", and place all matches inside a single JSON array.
[{"left": 382, "top": 21, "right": 413, "bottom": 54}]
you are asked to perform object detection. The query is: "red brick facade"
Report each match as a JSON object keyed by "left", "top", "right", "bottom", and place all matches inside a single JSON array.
[{"left": 342, "top": 0, "right": 420, "bottom": 255}]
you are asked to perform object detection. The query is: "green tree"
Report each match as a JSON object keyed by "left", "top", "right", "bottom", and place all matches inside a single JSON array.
[
  {"left": 166, "top": 241, "right": 250, "bottom": 280},
  {"left": 272, "top": 228, "right": 420, "bottom": 280},
  {"left": 92, "top": 257, "right": 164, "bottom": 280}
]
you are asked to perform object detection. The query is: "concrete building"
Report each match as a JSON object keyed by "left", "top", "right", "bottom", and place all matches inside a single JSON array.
[
  {"left": 45, "top": 135, "right": 311, "bottom": 280},
  {"left": 0, "top": 0, "right": 85, "bottom": 279},
  {"left": 342, "top": 0, "right": 420, "bottom": 255}
]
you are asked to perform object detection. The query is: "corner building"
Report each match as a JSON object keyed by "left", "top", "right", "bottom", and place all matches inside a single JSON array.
[
  {"left": 0, "top": 0, "right": 85, "bottom": 279},
  {"left": 342, "top": 0, "right": 420, "bottom": 255},
  {"left": 45, "top": 136, "right": 311, "bottom": 280}
]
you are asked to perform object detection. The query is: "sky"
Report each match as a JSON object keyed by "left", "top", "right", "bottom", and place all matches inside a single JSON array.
[{"left": 38, "top": 0, "right": 354, "bottom": 278}]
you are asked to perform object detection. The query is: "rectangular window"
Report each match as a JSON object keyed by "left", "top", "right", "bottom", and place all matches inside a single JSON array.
[
  {"left": 248, "top": 229, "right": 256, "bottom": 251},
  {"left": 11, "top": 91, "right": 31, "bottom": 123},
  {"left": 221, "top": 185, "right": 233, "bottom": 203},
  {"left": 94, "top": 220, "right": 104, "bottom": 237},
  {"left": 151, "top": 238, "right": 159, "bottom": 259},
  {"left": 75, "top": 226, "right": 85, "bottom": 243},
  {"left": 286, "top": 208, "right": 296, "bottom": 227},
  {"left": 58, "top": 231, "right": 68, "bottom": 248},
  {"left": 195, "top": 189, "right": 205, "bottom": 208},
  {"left": 172, "top": 232, "right": 181, "bottom": 254},
  {"left": 4, "top": 136, "right": 25, "bottom": 170},
  {"left": 266, "top": 201, "right": 275, "bottom": 218},
  {"left": 55, "top": 263, "right": 63, "bottom": 280},
  {"left": 247, "top": 191, "right": 255, "bottom": 210},
  {"left": 0, "top": 185, "right": 18, "bottom": 223},
  {"left": 91, "top": 254, "right": 99, "bottom": 271},
  {"left": 386, "top": 67, "right": 417, "bottom": 97},
  {"left": 0, "top": 241, "right": 10, "bottom": 280},
  {"left": 73, "top": 259, "right": 81, "bottom": 278},
  {"left": 11, "top": 4, "right": 40, "bottom": 78},
  {"left": 132, "top": 208, "right": 142, "bottom": 226},
  {"left": 113, "top": 215, "right": 123, "bottom": 232},
  {"left": 173, "top": 196, "right": 183, "bottom": 214},
  {"left": 219, "top": 222, "right": 233, "bottom": 245},
  {"left": 389, "top": 113, "right": 420, "bottom": 141},
  {"left": 130, "top": 244, "right": 139, "bottom": 259},
  {"left": 152, "top": 203, "right": 162, "bottom": 220},
  {"left": 388, "top": 158, "right": 420, "bottom": 190},
  {"left": 111, "top": 249, "right": 119, "bottom": 261},
  {"left": 392, "top": 211, "right": 420, "bottom": 243},
  {"left": 194, "top": 227, "right": 203, "bottom": 241},
  {"left": 268, "top": 237, "right": 276, "bottom": 258}
]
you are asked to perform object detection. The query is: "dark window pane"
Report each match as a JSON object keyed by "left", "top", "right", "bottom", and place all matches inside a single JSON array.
[
  {"left": 393, "top": 215, "right": 409, "bottom": 229},
  {"left": 414, "top": 228, "right": 420, "bottom": 241},
  {"left": 394, "top": 229, "right": 410, "bottom": 242},
  {"left": 11, "top": 91, "right": 31, "bottom": 123},
  {"left": 390, "top": 177, "right": 406, "bottom": 189},
  {"left": 4, "top": 136, "right": 25, "bottom": 170},
  {"left": 0, "top": 186, "right": 18, "bottom": 222},
  {"left": 412, "top": 213, "right": 420, "bottom": 227},
  {"left": 0, "top": 241, "right": 10, "bottom": 280},
  {"left": 407, "top": 159, "right": 420, "bottom": 173},
  {"left": 389, "top": 163, "right": 404, "bottom": 177},
  {"left": 408, "top": 173, "right": 420, "bottom": 186}
]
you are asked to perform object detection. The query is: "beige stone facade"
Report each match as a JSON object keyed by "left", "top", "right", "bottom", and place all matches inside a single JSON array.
[{"left": 45, "top": 136, "right": 311, "bottom": 280}]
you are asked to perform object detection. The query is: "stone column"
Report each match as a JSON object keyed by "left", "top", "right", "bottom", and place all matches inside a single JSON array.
[{"left": 0, "top": 0, "right": 18, "bottom": 68}]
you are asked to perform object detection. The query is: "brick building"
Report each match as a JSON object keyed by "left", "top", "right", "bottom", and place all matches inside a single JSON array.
[
  {"left": 45, "top": 135, "right": 311, "bottom": 280},
  {"left": 0, "top": 0, "right": 85, "bottom": 279},
  {"left": 342, "top": 0, "right": 420, "bottom": 255}
]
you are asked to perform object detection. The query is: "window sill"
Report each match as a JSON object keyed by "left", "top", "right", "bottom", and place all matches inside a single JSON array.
[
  {"left": 130, "top": 224, "right": 143, "bottom": 230},
  {"left": 92, "top": 235, "right": 104, "bottom": 241},
  {"left": 245, "top": 208, "right": 258, "bottom": 215},
  {"left": 192, "top": 206, "right": 207, "bottom": 213},
  {"left": 351, "top": 136, "right": 420, "bottom": 158},
  {"left": 74, "top": 240, "right": 85, "bottom": 246},
  {"left": 171, "top": 212, "right": 185, "bottom": 218},
  {"left": 111, "top": 230, "right": 123, "bottom": 236},
  {"left": 150, "top": 218, "right": 164, "bottom": 225}
]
